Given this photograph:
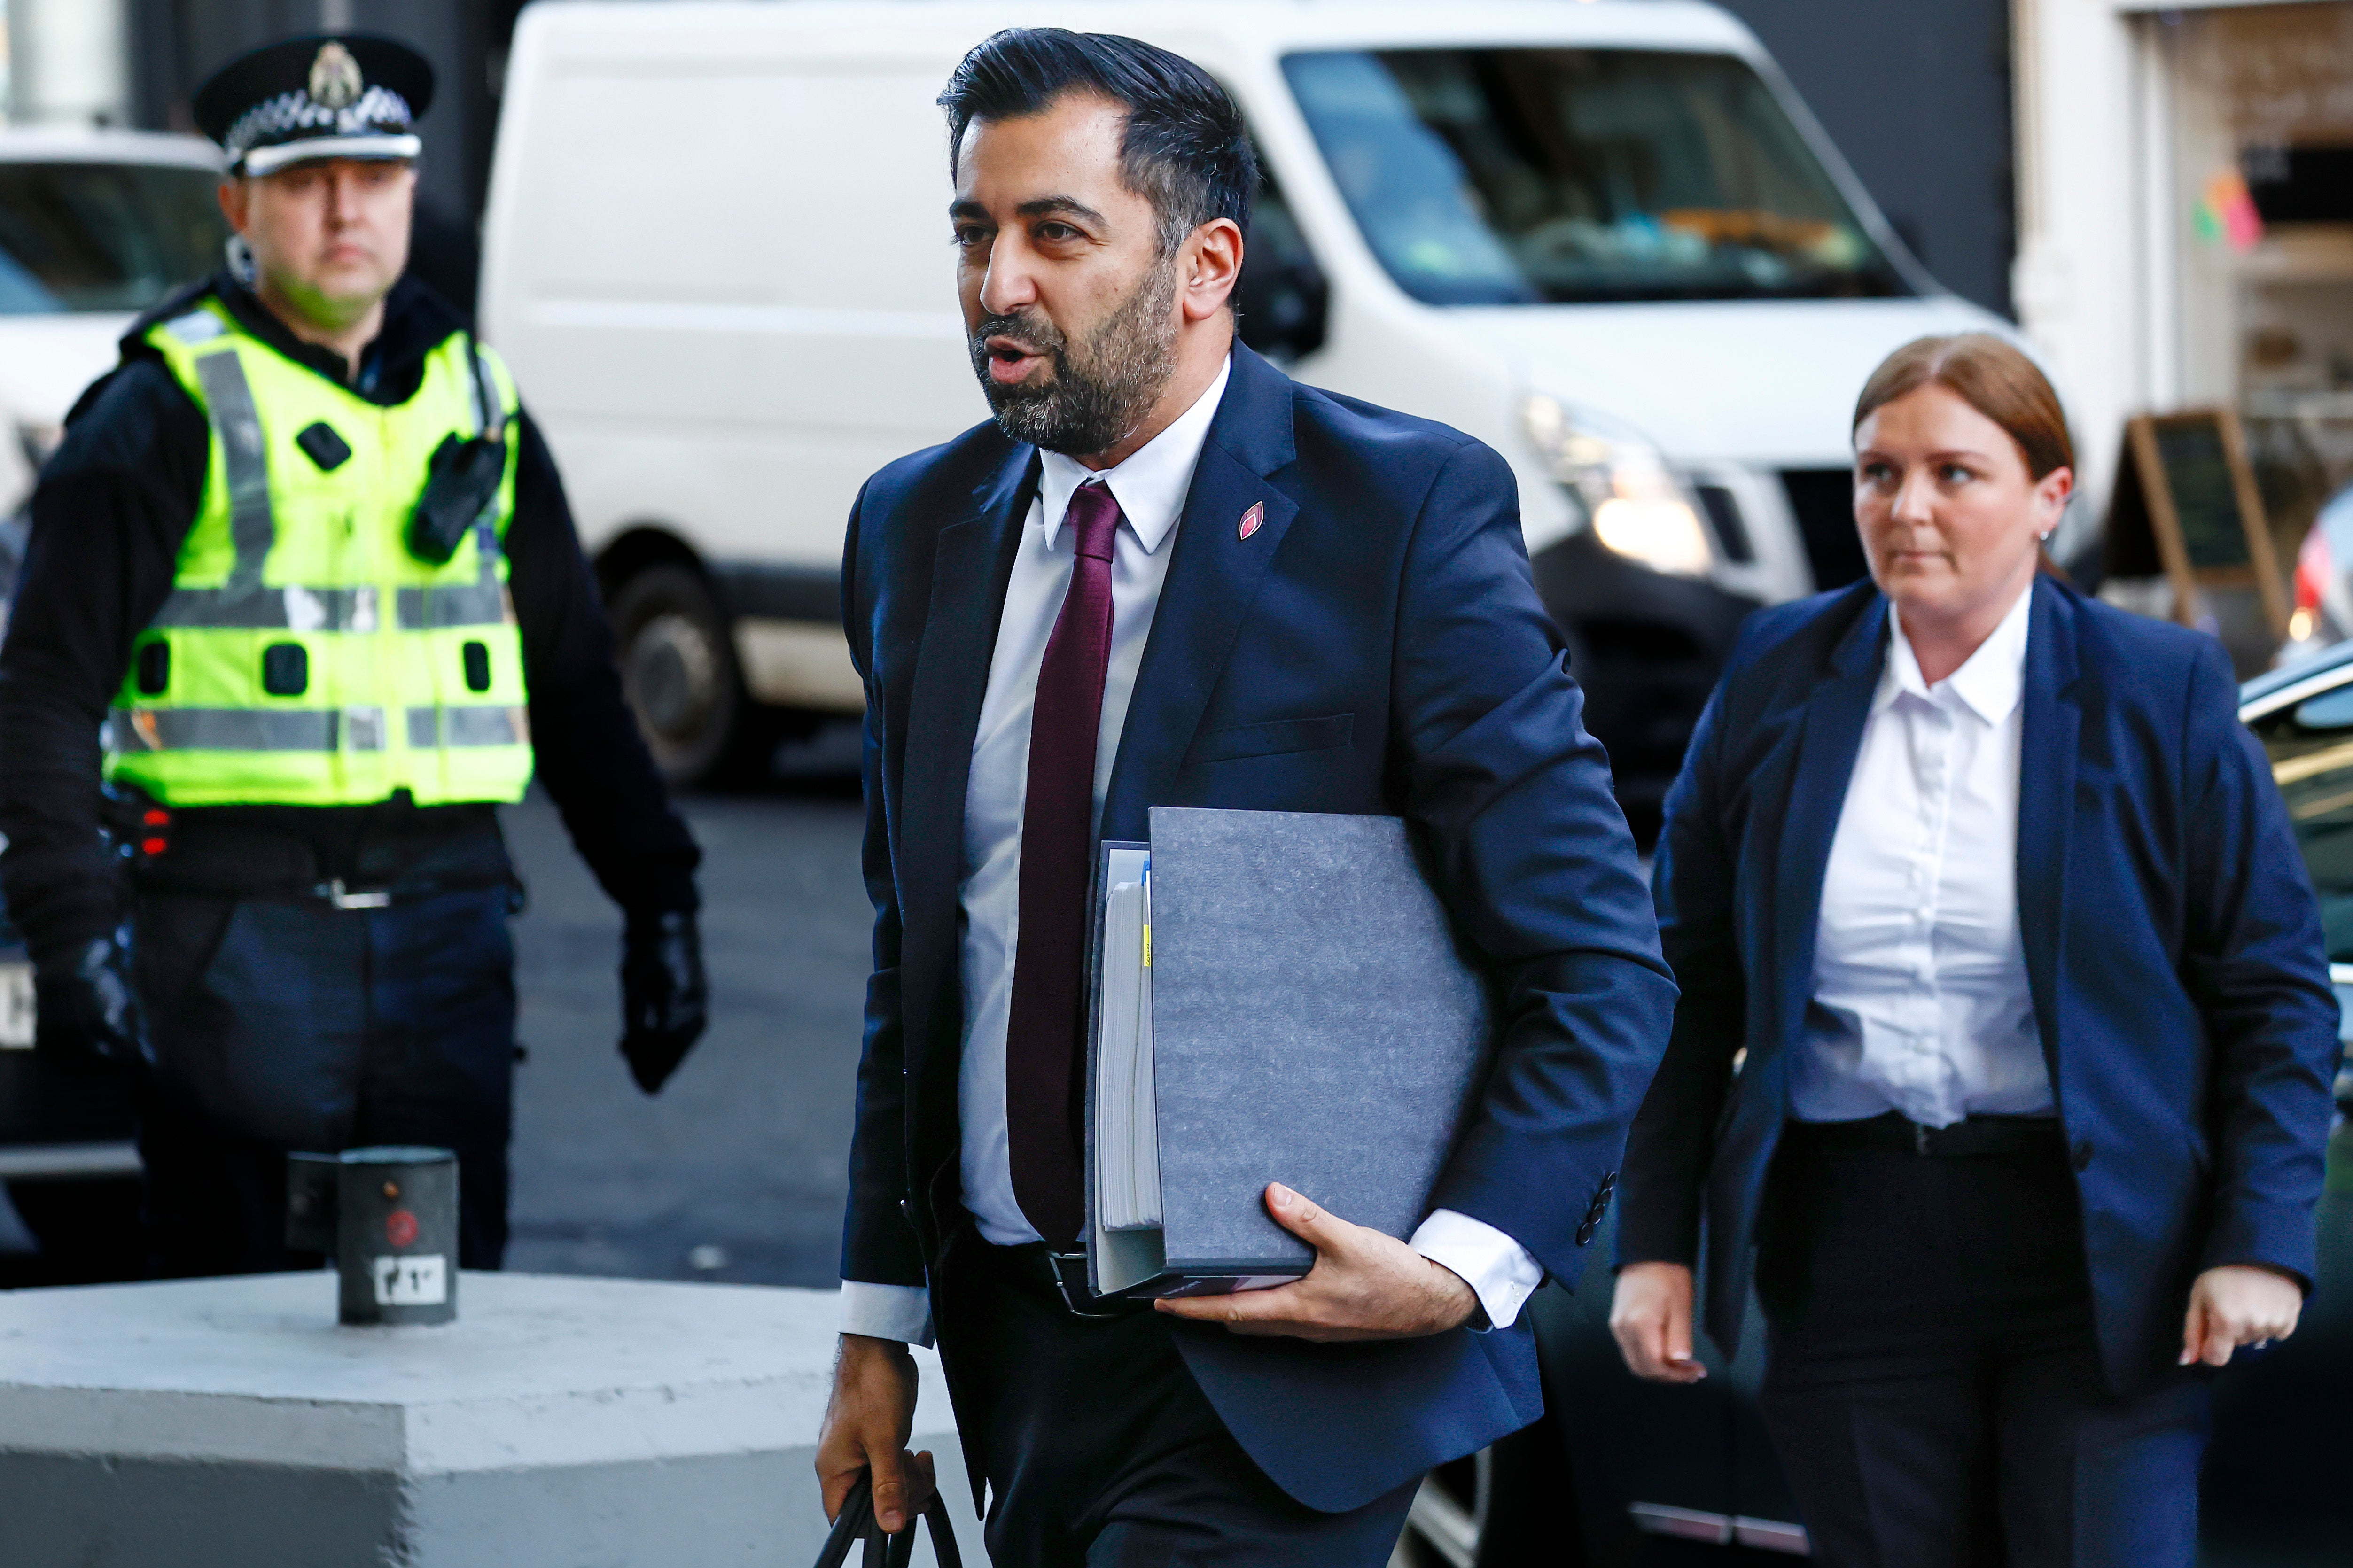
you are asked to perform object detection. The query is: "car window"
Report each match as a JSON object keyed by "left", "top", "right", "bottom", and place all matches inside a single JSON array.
[
  {"left": 1280, "top": 47, "right": 1907, "bottom": 306},
  {"left": 2251, "top": 679, "right": 2353, "bottom": 963},
  {"left": 0, "top": 162, "right": 228, "bottom": 314}
]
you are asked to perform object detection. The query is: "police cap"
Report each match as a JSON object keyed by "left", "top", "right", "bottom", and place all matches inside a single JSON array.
[{"left": 193, "top": 34, "right": 434, "bottom": 178}]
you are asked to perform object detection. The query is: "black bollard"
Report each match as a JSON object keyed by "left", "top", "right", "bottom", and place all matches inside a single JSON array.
[{"left": 286, "top": 1146, "right": 460, "bottom": 1326}]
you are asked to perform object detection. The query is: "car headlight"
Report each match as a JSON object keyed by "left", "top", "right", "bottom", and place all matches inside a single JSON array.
[{"left": 1521, "top": 394, "right": 1713, "bottom": 577}]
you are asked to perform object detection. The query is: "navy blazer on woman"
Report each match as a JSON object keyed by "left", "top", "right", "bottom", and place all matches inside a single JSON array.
[
  {"left": 838, "top": 345, "right": 1676, "bottom": 1512},
  {"left": 1620, "top": 574, "right": 2340, "bottom": 1393}
]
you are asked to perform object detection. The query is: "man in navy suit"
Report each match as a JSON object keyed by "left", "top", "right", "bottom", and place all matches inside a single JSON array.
[{"left": 811, "top": 29, "right": 1674, "bottom": 1565}]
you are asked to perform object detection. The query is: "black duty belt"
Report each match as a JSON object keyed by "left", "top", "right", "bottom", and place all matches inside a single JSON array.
[
  {"left": 1784, "top": 1110, "right": 2064, "bottom": 1158},
  {"left": 987, "top": 1241, "right": 1153, "bottom": 1319},
  {"left": 130, "top": 807, "right": 516, "bottom": 908}
]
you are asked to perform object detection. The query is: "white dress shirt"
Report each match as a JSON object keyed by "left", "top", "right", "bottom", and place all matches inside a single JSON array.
[
  {"left": 842, "top": 357, "right": 1541, "bottom": 1342},
  {"left": 1794, "top": 582, "right": 2053, "bottom": 1127}
]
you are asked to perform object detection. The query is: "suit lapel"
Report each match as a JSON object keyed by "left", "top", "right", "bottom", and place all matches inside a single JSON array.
[
  {"left": 897, "top": 444, "right": 1038, "bottom": 1085},
  {"left": 2014, "top": 576, "right": 2080, "bottom": 1083},
  {"left": 1101, "top": 348, "right": 1299, "bottom": 840},
  {"left": 1768, "top": 594, "right": 1888, "bottom": 1053}
]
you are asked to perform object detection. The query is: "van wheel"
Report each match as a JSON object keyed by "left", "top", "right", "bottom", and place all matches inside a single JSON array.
[{"left": 608, "top": 564, "right": 753, "bottom": 786}]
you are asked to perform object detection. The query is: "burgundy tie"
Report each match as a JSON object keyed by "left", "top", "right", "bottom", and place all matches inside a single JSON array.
[{"left": 1005, "top": 480, "right": 1122, "bottom": 1248}]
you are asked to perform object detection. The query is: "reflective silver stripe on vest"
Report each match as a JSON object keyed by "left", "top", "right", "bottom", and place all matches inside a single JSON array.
[
  {"left": 151, "top": 583, "right": 385, "bottom": 631},
  {"left": 152, "top": 581, "right": 507, "bottom": 630},
  {"left": 162, "top": 310, "right": 226, "bottom": 346},
  {"left": 110, "top": 706, "right": 387, "bottom": 753},
  {"left": 191, "top": 349, "right": 273, "bottom": 593},
  {"left": 394, "top": 582, "right": 508, "bottom": 629},
  {"left": 405, "top": 706, "right": 526, "bottom": 749}
]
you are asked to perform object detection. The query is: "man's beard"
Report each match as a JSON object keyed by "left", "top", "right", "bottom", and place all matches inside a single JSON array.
[{"left": 968, "top": 258, "right": 1181, "bottom": 456}]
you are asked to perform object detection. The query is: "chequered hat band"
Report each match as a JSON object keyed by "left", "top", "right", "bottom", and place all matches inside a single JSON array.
[{"left": 224, "top": 84, "right": 413, "bottom": 162}]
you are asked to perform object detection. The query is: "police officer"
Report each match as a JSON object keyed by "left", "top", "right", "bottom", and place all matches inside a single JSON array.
[{"left": 0, "top": 34, "right": 707, "bottom": 1277}]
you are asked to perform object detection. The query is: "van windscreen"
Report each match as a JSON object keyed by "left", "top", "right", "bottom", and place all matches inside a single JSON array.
[
  {"left": 1282, "top": 48, "right": 1909, "bottom": 306},
  {"left": 0, "top": 163, "right": 228, "bottom": 315}
]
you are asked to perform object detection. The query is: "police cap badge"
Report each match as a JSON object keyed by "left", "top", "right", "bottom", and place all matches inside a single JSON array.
[{"left": 192, "top": 33, "right": 435, "bottom": 177}]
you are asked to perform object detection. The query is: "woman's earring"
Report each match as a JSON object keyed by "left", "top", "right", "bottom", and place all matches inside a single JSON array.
[{"left": 2038, "top": 529, "right": 2052, "bottom": 542}]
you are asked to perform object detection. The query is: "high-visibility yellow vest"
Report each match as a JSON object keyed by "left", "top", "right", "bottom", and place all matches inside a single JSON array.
[{"left": 105, "top": 297, "right": 534, "bottom": 807}]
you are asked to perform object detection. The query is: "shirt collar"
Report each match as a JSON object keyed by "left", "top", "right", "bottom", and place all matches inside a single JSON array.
[
  {"left": 1878, "top": 578, "right": 2034, "bottom": 724},
  {"left": 1037, "top": 356, "right": 1231, "bottom": 557}
]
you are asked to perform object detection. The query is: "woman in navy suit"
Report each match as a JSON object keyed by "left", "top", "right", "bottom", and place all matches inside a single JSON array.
[{"left": 1609, "top": 335, "right": 2340, "bottom": 1566}]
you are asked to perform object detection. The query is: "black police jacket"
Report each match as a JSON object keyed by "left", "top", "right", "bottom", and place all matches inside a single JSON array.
[{"left": 0, "top": 272, "right": 699, "bottom": 968}]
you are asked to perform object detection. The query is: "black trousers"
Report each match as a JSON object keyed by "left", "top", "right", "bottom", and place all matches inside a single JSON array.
[
  {"left": 1754, "top": 1118, "right": 2211, "bottom": 1568},
  {"left": 936, "top": 1238, "right": 1419, "bottom": 1567},
  {"left": 135, "top": 885, "right": 517, "bottom": 1278}
]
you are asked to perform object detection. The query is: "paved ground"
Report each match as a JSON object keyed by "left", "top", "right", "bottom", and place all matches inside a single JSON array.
[{"left": 502, "top": 722, "right": 871, "bottom": 1289}]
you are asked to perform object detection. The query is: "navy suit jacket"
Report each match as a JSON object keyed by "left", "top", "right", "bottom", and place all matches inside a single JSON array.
[
  {"left": 838, "top": 345, "right": 1677, "bottom": 1512},
  {"left": 1619, "top": 574, "right": 2340, "bottom": 1393}
]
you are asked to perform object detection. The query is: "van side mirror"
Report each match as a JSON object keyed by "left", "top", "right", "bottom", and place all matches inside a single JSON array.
[
  {"left": 1234, "top": 152, "right": 1329, "bottom": 364},
  {"left": 1236, "top": 248, "right": 1329, "bottom": 364}
]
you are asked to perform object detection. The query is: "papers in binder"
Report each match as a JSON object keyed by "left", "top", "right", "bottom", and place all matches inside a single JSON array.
[{"left": 1094, "top": 851, "right": 1161, "bottom": 1234}]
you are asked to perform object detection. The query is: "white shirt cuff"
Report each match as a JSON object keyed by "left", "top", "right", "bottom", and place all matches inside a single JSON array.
[
  {"left": 1412, "top": 1208, "right": 1543, "bottom": 1331},
  {"left": 839, "top": 1280, "right": 933, "bottom": 1347}
]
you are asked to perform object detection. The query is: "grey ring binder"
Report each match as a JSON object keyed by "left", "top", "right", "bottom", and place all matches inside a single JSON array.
[{"left": 1081, "top": 807, "right": 1494, "bottom": 1304}]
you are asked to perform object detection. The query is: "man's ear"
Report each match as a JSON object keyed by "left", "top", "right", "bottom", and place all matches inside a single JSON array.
[
  {"left": 216, "top": 177, "right": 249, "bottom": 236},
  {"left": 1181, "top": 217, "right": 1243, "bottom": 324}
]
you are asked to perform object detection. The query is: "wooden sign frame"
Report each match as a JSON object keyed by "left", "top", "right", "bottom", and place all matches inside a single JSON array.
[{"left": 2121, "top": 408, "right": 2288, "bottom": 638}]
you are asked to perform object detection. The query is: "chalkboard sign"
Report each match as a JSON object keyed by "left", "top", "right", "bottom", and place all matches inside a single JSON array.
[
  {"left": 2104, "top": 409, "right": 2286, "bottom": 637},
  {"left": 2152, "top": 417, "right": 2252, "bottom": 568}
]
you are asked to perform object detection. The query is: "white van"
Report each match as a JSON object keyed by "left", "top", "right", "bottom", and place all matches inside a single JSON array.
[{"left": 483, "top": 0, "right": 2008, "bottom": 812}]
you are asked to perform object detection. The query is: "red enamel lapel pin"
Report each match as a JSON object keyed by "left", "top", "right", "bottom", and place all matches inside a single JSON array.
[{"left": 1238, "top": 502, "right": 1264, "bottom": 541}]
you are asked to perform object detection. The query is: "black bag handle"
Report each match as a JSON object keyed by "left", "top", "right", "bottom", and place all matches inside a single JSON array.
[{"left": 814, "top": 1473, "right": 964, "bottom": 1568}]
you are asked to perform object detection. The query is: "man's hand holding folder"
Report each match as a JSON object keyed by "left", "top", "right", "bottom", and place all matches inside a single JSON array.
[{"left": 1156, "top": 1184, "right": 1479, "bottom": 1342}]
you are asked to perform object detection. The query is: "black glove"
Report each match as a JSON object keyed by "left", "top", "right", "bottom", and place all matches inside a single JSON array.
[
  {"left": 619, "top": 909, "right": 707, "bottom": 1094},
  {"left": 34, "top": 933, "right": 153, "bottom": 1076}
]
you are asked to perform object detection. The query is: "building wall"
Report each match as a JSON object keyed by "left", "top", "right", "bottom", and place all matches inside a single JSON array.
[
  {"left": 2015, "top": 0, "right": 2353, "bottom": 531},
  {"left": 1714, "top": 0, "right": 2017, "bottom": 319}
]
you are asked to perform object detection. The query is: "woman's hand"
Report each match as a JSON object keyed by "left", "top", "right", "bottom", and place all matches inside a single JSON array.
[
  {"left": 2180, "top": 1265, "right": 2304, "bottom": 1367},
  {"left": 1610, "top": 1261, "right": 1707, "bottom": 1383}
]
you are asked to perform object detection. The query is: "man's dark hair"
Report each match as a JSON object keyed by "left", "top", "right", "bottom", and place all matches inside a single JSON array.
[{"left": 939, "top": 28, "right": 1255, "bottom": 256}]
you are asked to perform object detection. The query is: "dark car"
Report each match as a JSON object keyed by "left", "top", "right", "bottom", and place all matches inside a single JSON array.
[
  {"left": 0, "top": 501, "right": 140, "bottom": 1286},
  {"left": 0, "top": 511, "right": 142, "bottom": 1283},
  {"left": 0, "top": 911, "right": 143, "bottom": 1284},
  {"left": 1392, "top": 644, "right": 2353, "bottom": 1567}
]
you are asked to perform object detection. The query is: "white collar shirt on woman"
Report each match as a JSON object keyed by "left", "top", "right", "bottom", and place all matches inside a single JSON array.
[{"left": 1794, "top": 581, "right": 2052, "bottom": 1128}]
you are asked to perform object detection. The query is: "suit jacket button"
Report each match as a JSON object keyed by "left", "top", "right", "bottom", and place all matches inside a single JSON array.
[
  {"left": 2070, "top": 1140, "right": 2093, "bottom": 1173},
  {"left": 1575, "top": 1222, "right": 1597, "bottom": 1247},
  {"left": 1599, "top": 1171, "right": 1617, "bottom": 1192}
]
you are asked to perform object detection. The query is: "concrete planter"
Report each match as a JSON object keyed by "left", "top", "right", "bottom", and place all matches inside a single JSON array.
[{"left": 0, "top": 1272, "right": 979, "bottom": 1567}]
